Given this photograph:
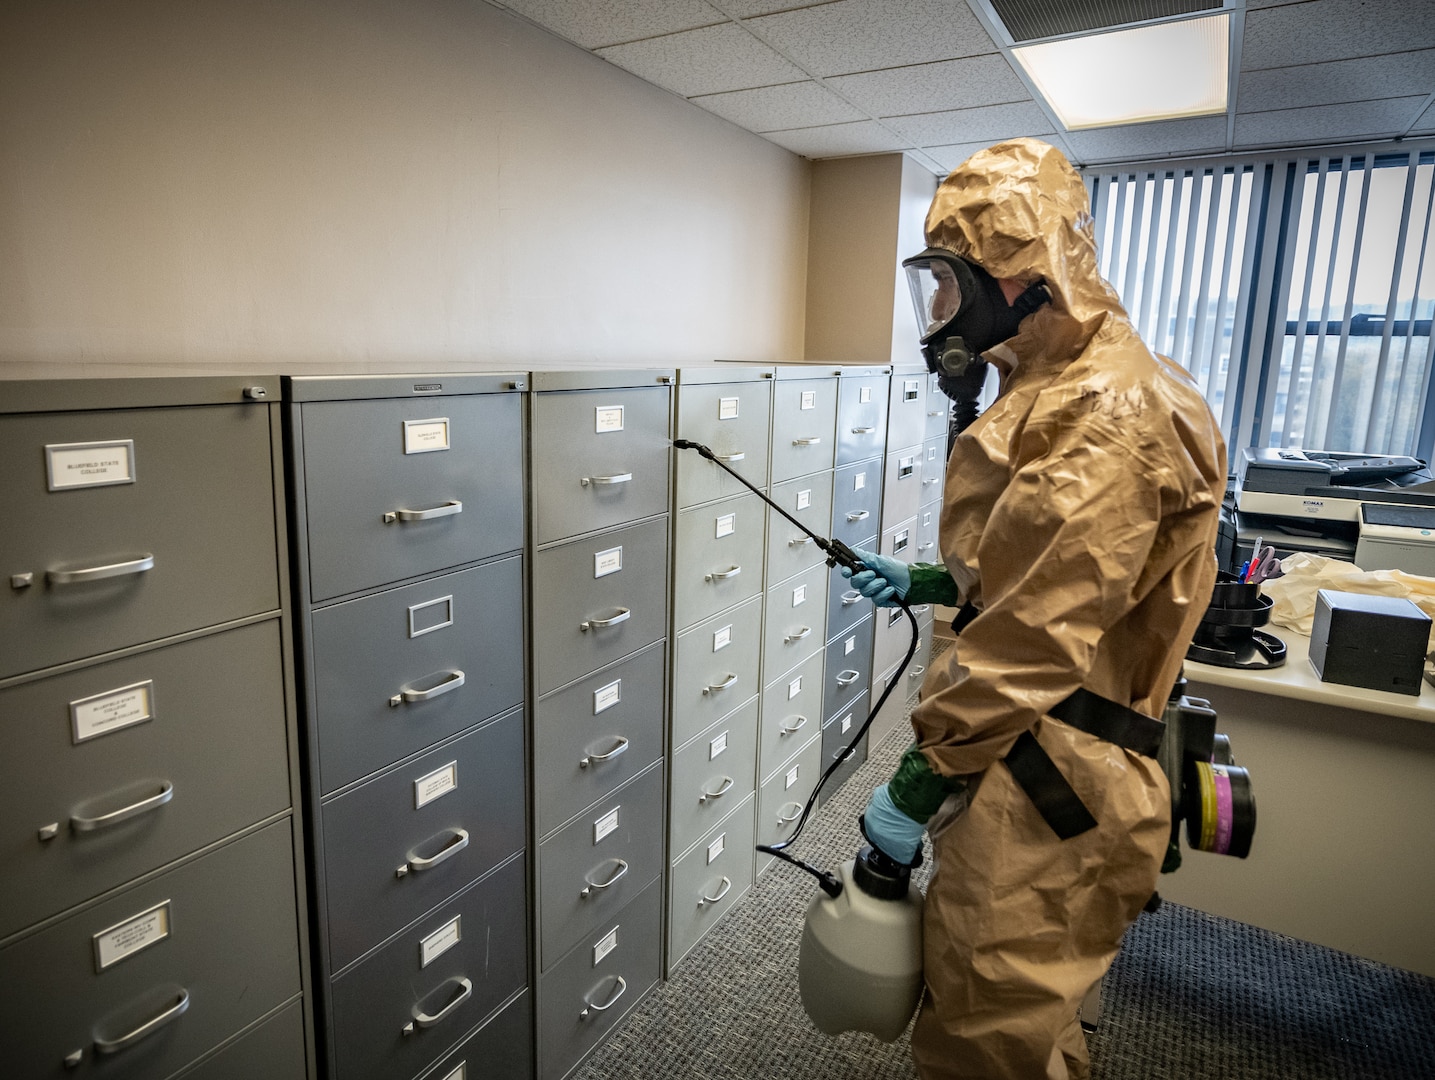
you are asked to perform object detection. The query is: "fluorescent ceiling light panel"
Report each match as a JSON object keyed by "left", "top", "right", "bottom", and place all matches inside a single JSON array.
[{"left": 1012, "top": 14, "right": 1229, "bottom": 130}]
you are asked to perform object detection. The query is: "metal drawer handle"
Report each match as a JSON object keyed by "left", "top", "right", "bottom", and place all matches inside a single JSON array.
[
  {"left": 714, "top": 452, "right": 745, "bottom": 462},
  {"left": 702, "top": 673, "right": 739, "bottom": 695},
  {"left": 846, "top": 510, "right": 870, "bottom": 522},
  {"left": 923, "top": 478, "right": 941, "bottom": 486},
  {"left": 780, "top": 715, "right": 809, "bottom": 736},
  {"left": 776, "top": 802, "right": 803, "bottom": 825},
  {"left": 93, "top": 987, "right": 189, "bottom": 1055},
  {"left": 71, "top": 781, "right": 174, "bottom": 833},
  {"left": 582, "top": 473, "right": 633, "bottom": 487},
  {"left": 792, "top": 437, "right": 822, "bottom": 446},
  {"left": 699, "top": 776, "right": 734, "bottom": 803},
  {"left": 580, "top": 975, "right": 628, "bottom": 1019},
  {"left": 912, "top": 604, "right": 930, "bottom": 614},
  {"left": 384, "top": 500, "right": 463, "bottom": 524},
  {"left": 580, "top": 858, "right": 630, "bottom": 898},
  {"left": 788, "top": 536, "right": 814, "bottom": 547},
  {"left": 909, "top": 665, "right": 927, "bottom": 679},
  {"left": 580, "top": 736, "right": 630, "bottom": 769},
  {"left": 698, "top": 876, "right": 732, "bottom": 908},
  {"left": 833, "top": 745, "right": 857, "bottom": 763},
  {"left": 705, "top": 565, "right": 741, "bottom": 582},
  {"left": 409, "top": 977, "right": 472, "bottom": 1032},
  {"left": 48, "top": 554, "right": 154, "bottom": 586},
  {"left": 840, "top": 589, "right": 862, "bottom": 606},
  {"left": 390, "top": 670, "right": 465, "bottom": 707},
  {"left": 580, "top": 608, "right": 631, "bottom": 632},
  {"left": 928, "top": 409, "right": 945, "bottom": 417},
  {"left": 918, "top": 542, "right": 935, "bottom": 551},
  {"left": 851, "top": 425, "right": 875, "bottom": 434},
  {"left": 784, "top": 626, "right": 812, "bottom": 644},
  {"left": 835, "top": 669, "right": 860, "bottom": 688},
  {"left": 398, "top": 828, "right": 469, "bottom": 877}
]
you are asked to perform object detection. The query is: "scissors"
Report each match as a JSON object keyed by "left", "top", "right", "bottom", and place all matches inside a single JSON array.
[{"left": 1243, "top": 543, "right": 1281, "bottom": 584}]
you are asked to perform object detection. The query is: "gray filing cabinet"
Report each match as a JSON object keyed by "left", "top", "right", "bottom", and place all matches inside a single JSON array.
[
  {"left": 527, "top": 370, "right": 673, "bottom": 1080},
  {"left": 0, "top": 376, "right": 312, "bottom": 1079},
  {"left": 285, "top": 374, "right": 529, "bottom": 1080}
]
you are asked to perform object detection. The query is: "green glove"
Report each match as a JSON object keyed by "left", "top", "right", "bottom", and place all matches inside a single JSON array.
[{"left": 887, "top": 744, "right": 965, "bottom": 824}]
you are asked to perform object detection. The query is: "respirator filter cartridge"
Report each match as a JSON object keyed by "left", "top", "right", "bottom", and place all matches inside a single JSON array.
[{"left": 1184, "top": 759, "right": 1255, "bottom": 859}]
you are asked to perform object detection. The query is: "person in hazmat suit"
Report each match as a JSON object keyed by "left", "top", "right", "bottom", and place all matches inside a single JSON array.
[{"left": 845, "top": 138, "right": 1226, "bottom": 1080}]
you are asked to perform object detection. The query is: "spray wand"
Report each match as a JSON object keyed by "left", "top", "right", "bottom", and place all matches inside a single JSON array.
[{"left": 673, "top": 438, "right": 922, "bottom": 897}]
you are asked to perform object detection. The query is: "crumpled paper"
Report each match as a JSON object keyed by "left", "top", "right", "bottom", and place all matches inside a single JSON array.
[{"left": 1263, "top": 551, "right": 1435, "bottom": 648}]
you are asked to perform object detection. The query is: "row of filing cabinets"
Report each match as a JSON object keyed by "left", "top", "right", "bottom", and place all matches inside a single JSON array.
[{"left": 0, "top": 376, "right": 313, "bottom": 1080}]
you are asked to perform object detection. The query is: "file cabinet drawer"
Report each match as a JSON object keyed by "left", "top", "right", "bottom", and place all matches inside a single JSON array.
[
  {"left": 531, "top": 385, "right": 671, "bottom": 545},
  {"left": 538, "top": 765, "right": 663, "bottom": 969},
  {"left": 882, "top": 445, "right": 924, "bottom": 527},
  {"left": 873, "top": 601, "right": 931, "bottom": 680},
  {"left": 419, "top": 990, "right": 532, "bottom": 1080},
  {"left": 915, "top": 504, "right": 940, "bottom": 563},
  {"left": 922, "top": 435, "right": 947, "bottom": 504},
  {"left": 0, "top": 620, "right": 291, "bottom": 942},
  {"left": 819, "top": 727, "right": 869, "bottom": 805},
  {"left": 887, "top": 370, "right": 927, "bottom": 445},
  {"left": 669, "top": 701, "right": 759, "bottom": 860},
  {"left": 770, "top": 377, "right": 836, "bottom": 484},
  {"left": 880, "top": 514, "right": 919, "bottom": 566},
  {"left": 0, "top": 820, "right": 301, "bottom": 1080},
  {"left": 824, "top": 615, "right": 874, "bottom": 713},
  {"left": 535, "top": 644, "right": 666, "bottom": 839},
  {"left": 765, "top": 474, "right": 833, "bottom": 586},
  {"left": 831, "top": 460, "right": 882, "bottom": 548},
  {"left": 533, "top": 518, "right": 669, "bottom": 696},
  {"left": 672, "top": 493, "right": 765, "bottom": 631},
  {"left": 537, "top": 879, "right": 661, "bottom": 1080},
  {"left": 755, "top": 733, "right": 821, "bottom": 877},
  {"left": 668, "top": 794, "right": 756, "bottom": 967},
  {"left": 0, "top": 404, "right": 279, "bottom": 680},
  {"left": 298, "top": 391, "right": 523, "bottom": 602},
  {"left": 826, "top": 561, "right": 872, "bottom": 643},
  {"left": 758, "top": 650, "right": 826, "bottom": 783},
  {"left": 671, "top": 596, "right": 762, "bottom": 748},
  {"left": 321, "top": 708, "right": 526, "bottom": 973},
  {"left": 835, "top": 370, "right": 889, "bottom": 466},
  {"left": 310, "top": 556, "right": 525, "bottom": 794},
  {"left": 761, "top": 563, "right": 829, "bottom": 679},
  {"left": 674, "top": 375, "right": 772, "bottom": 508},
  {"left": 330, "top": 855, "right": 528, "bottom": 1080},
  {"left": 182, "top": 999, "right": 307, "bottom": 1080},
  {"left": 925, "top": 376, "right": 951, "bottom": 442}
]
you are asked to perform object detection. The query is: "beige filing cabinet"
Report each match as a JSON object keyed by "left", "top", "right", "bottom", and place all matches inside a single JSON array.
[{"left": 0, "top": 376, "right": 313, "bottom": 1080}]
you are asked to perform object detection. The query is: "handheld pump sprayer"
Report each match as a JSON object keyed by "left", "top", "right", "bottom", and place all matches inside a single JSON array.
[{"left": 674, "top": 438, "right": 927, "bottom": 1041}]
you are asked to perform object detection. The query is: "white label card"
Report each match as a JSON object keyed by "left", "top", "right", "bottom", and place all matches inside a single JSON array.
[
  {"left": 594, "top": 926, "right": 619, "bottom": 966},
  {"left": 594, "top": 679, "right": 621, "bottom": 715},
  {"left": 595, "top": 807, "right": 620, "bottom": 844},
  {"left": 420, "top": 915, "right": 461, "bottom": 968},
  {"left": 595, "top": 405, "right": 625, "bottom": 433},
  {"left": 841, "top": 714, "right": 853, "bottom": 734},
  {"left": 796, "top": 489, "right": 811, "bottom": 511},
  {"left": 403, "top": 418, "right": 451, "bottom": 455},
  {"left": 715, "top": 513, "right": 735, "bottom": 539},
  {"left": 800, "top": 390, "right": 816, "bottom": 410},
  {"left": 46, "top": 440, "right": 135, "bottom": 491},
  {"left": 71, "top": 680, "right": 154, "bottom": 744},
  {"left": 707, "top": 833, "right": 726, "bottom": 864},
  {"left": 788, "top": 676, "right": 803, "bottom": 700},
  {"left": 94, "top": 901, "right": 170, "bottom": 972},
  {"left": 710, "top": 731, "right": 728, "bottom": 759},
  {"left": 854, "top": 472, "right": 866, "bottom": 490},
  {"left": 844, "top": 635, "right": 856, "bottom": 655},
  {"left": 414, "top": 762, "right": 458, "bottom": 809},
  {"left": 718, "top": 397, "right": 740, "bottom": 420},
  {"left": 442, "top": 1065, "right": 466, "bottom": 1080},
  {"left": 786, "top": 764, "right": 801, "bottom": 790},
  {"left": 594, "top": 546, "right": 623, "bottom": 578},
  {"left": 713, "top": 624, "right": 732, "bottom": 651},
  {"left": 792, "top": 584, "right": 807, "bottom": 606},
  {"left": 860, "top": 386, "right": 873, "bottom": 403}
]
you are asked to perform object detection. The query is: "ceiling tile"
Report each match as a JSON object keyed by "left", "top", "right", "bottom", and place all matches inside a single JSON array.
[
  {"left": 596, "top": 22, "right": 807, "bottom": 97},
  {"left": 882, "top": 100, "right": 1054, "bottom": 146},
  {"left": 1239, "top": 51, "right": 1435, "bottom": 113},
  {"left": 721, "top": 0, "right": 821, "bottom": 14},
  {"left": 501, "top": 0, "right": 724, "bottom": 49},
  {"left": 692, "top": 81, "right": 866, "bottom": 131},
  {"left": 760, "top": 120, "right": 910, "bottom": 158},
  {"left": 1412, "top": 99, "right": 1435, "bottom": 134},
  {"left": 826, "top": 53, "right": 1032, "bottom": 116},
  {"left": 747, "top": 0, "right": 993, "bottom": 78},
  {"left": 924, "top": 133, "right": 1082, "bottom": 173},
  {"left": 1062, "top": 116, "right": 1227, "bottom": 164},
  {"left": 1233, "top": 96, "right": 1429, "bottom": 148},
  {"left": 1242, "top": 0, "right": 1435, "bottom": 70}
]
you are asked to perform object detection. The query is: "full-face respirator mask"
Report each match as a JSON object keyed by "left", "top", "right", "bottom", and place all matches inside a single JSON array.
[{"left": 901, "top": 248, "right": 1050, "bottom": 429}]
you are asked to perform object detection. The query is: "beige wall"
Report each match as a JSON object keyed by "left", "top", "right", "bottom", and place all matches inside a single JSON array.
[{"left": 0, "top": 0, "right": 810, "bottom": 371}]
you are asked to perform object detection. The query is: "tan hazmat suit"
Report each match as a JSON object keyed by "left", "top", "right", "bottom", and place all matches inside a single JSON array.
[{"left": 907, "top": 139, "right": 1226, "bottom": 1080}]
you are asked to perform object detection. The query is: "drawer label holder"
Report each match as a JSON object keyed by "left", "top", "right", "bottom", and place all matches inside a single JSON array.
[
  {"left": 594, "top": 925, "right": 619, "bottom": 966},
  {"left": 419, "top": 914, "right": 462, "bottom": 967},
  {"left": 594, "top": 807, "right": 620, "bottom": 844},
  {"left": 595, "top": 405, "right": 625, "bottom": 433},
  {"left": 414, "top": 762, "right": 458, "bottom": 809},
  {"left": 403, "top": 418, "right": 451, "bottom": 455},
  {"left": 94, "top": 900, "right": 170, "bottom": 972},
  {"left": 70, "top": 680, "right": 154, "bottom": 744},
  {"left": 46, "top": 439, "right": 135, "bottom": 491},
  {"left": 594, "top": 678, "right": 621, "bottom": 715}
]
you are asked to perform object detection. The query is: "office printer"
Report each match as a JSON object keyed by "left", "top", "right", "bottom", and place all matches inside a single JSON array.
[{"left": 1225, "top": 448, "right": 1435, "bottom": 572}]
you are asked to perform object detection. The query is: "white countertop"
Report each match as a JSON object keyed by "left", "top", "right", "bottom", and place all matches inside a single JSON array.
[{"left": 1184, "top": 628, "right": 1435, "bottom": 724}]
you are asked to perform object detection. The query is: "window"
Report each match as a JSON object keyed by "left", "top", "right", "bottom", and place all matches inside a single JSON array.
[{"left": 1086, "top": 145, "right": 1435, "bottom": 464}]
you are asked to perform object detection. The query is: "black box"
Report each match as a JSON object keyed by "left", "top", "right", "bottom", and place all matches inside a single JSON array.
[{"left": 1308, "top": 589, "right": 1430, "bottom": 695}]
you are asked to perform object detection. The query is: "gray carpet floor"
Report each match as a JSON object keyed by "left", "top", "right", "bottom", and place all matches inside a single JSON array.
[{"left": 573, "top": 643, "right": 1435, "bottom": 1080}]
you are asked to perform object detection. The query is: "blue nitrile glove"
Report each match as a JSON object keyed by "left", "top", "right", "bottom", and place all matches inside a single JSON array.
[
  {"left": 859, "top": 783, "right": 926, "bottom": 865},
  {"left": 840, "top": 547, "right": 910, "bottom": 607}
]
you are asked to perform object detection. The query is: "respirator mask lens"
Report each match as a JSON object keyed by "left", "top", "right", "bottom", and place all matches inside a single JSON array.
[{"left": 903, "top": 251, "right": 975, "bottom": 344}]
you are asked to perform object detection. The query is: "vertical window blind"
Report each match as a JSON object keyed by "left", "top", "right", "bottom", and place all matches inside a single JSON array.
[{"left": 1085, "top": 143, "right": 1435, "bottom": 465}]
